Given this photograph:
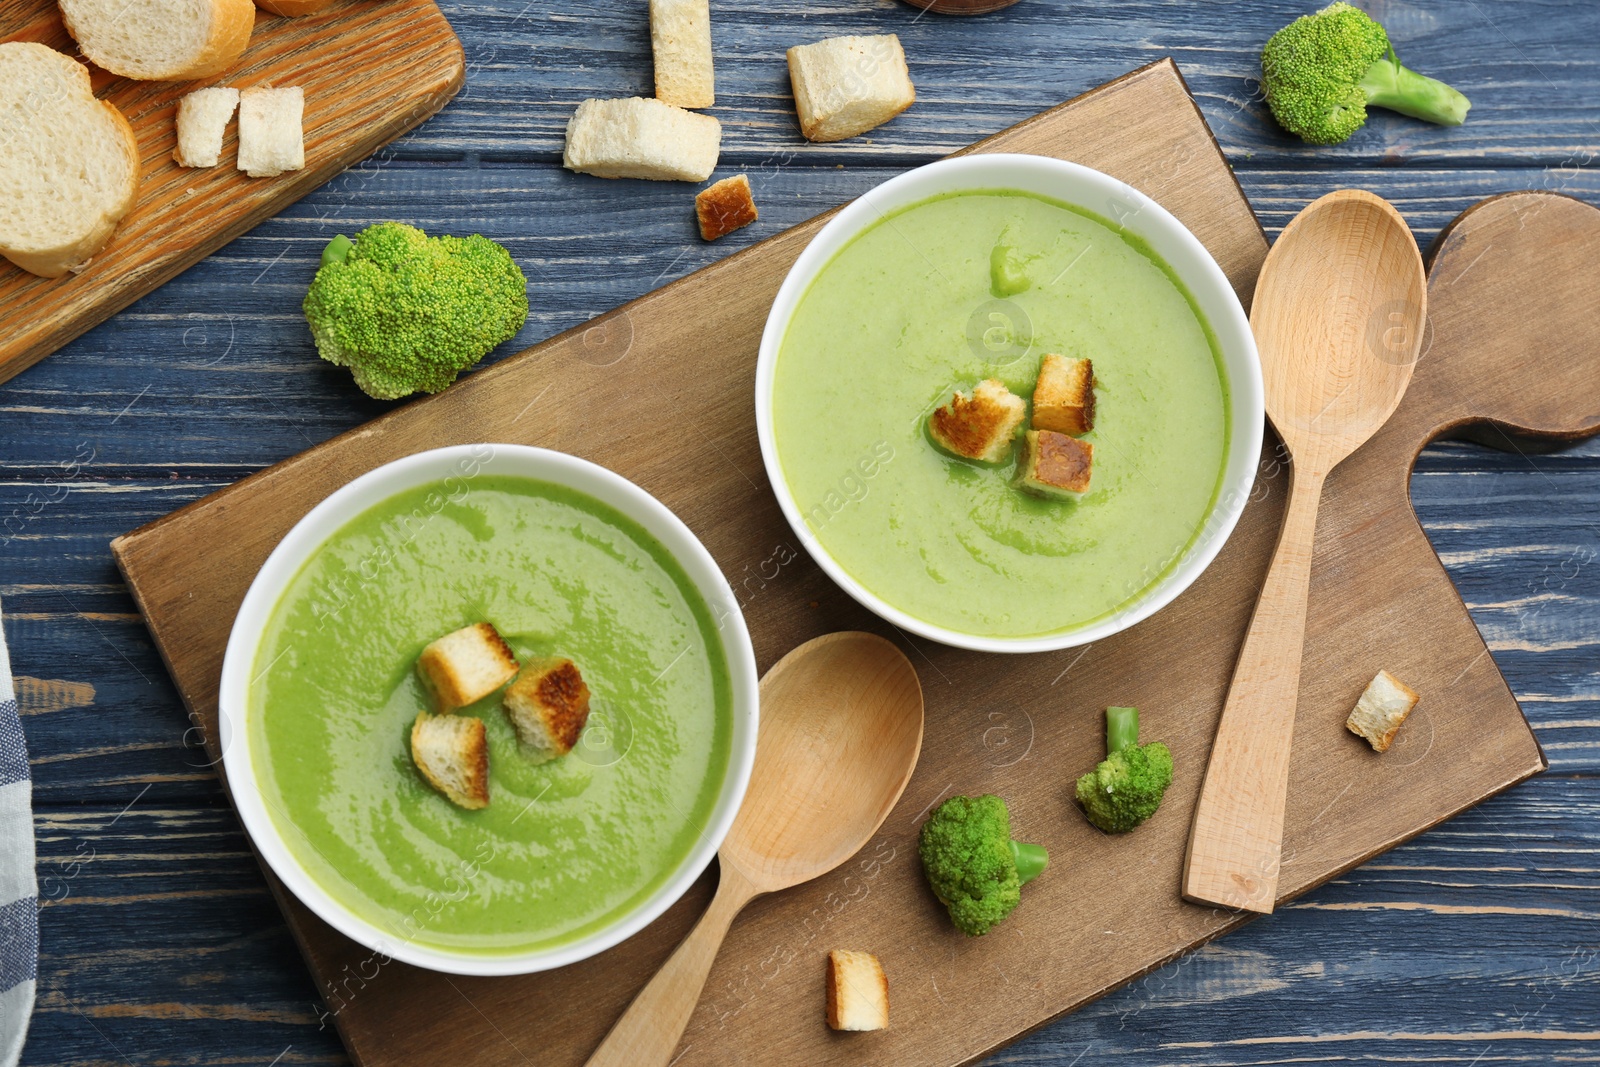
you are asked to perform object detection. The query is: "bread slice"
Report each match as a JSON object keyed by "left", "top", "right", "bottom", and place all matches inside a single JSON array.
[
  {"left": 417, "top": 623, "right": 519, "bottom": 710},
  {"left": 563, "top": 97, "right": 721, "bottom": 182},
  {"left": 787, "top": 35, "right": 915, "bottom": 143},
  {"left": 502, "top": 657, "right": 592, "bottom": 762},
  {"left": 410, "top": 712, "right": 489, "bottom": 810},
  {"left": 1346, "top": 669, "right": 1419, "bottom": 753},
  {"left": 255, "top": 0, "right": 337, "bottom": 15},
  {"left": 174, "top": 86, "right": 240, "bottom": 167},
  {"left": 58, "top": 0, "right": 256, "bottom": 81},
  {"left": 237, "top": 85, "right": 304, "bottom": 177},
  {"left": 826, "top": 950, "right": 888, "bottom": 1032},
  {"left": 0, "top": 43, "right": 139, "bottom": 278},
  {"left": 1032, "top": 354, "right": 1095, "bottom": 436},
  {"left": 695, "top": 174, "right": 758, "bottom": 241},
  {"left": 928, "top": 379, "right": 1026, "bottom": 463},
  {"left": 1016, "top": 429, "right": 1093, "bottom": 499},
  {"left": 650, "top": 0, "right": 713, "bottom": 109}
]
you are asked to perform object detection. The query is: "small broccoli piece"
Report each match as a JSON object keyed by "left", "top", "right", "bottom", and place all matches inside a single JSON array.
[
  {"left": 1261, "top": 2, "right": 1470, "bottom": 146},
  {"left": 918, "top": 794, "right": 1048, "bottom": 936},
  {"left": 1074, "top": 706, "right": 1173, "bottom": 834},
  {"left": 302, "top": 222, "right": 529, "bottom": 400}
]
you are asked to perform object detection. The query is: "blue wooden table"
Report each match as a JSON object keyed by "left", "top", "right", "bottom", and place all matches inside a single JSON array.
[{"left": 5, "top": 1, "right": 1599, "bottom": 1063}]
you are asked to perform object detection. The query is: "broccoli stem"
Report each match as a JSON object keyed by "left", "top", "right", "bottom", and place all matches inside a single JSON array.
[
  {"left": 320, "top": 234, "right": 355, "bottom": 268},
  {"left": 1010, "top": 840, "right": 1048, "bottom": 885},
  {"left": 1359, "top": 48, "right": 1470, "bottom": 127},
  {"left": 1106, "top": 706, "right": 1140, "bottom": 755}
]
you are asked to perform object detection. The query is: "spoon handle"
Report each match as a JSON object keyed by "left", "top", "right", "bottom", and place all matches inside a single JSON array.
[
  {"left": 1183, "top": 463, "right": 1327, "bottom": 913},
  {"left": 584, "top": 863, "right": 758, "bottom": 1067}
]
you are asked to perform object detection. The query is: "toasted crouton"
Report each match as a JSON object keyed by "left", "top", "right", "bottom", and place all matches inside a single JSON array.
[
  {"left": 502, "top": 656, "right": 592, "bottom": 762},
  {"left": 417, "top": 623, "right": 519, "bottom": 709},
  {"left": 650, "top": 0, "right": 714, "bottom": 109},
  {"left": 826, "top": 950, "right": 888, "bottom": 1032},
  {"left": 237, "top": 85, "right": 304, "bottom": 178},
  {"left": 1032, "top": 354, "right": 1095, "bottom": 436},
  {"left": 928, "top": 379, "right": 1026, "bottom": 463},
  {"left": 1016, "top": 429, "right": 1093, "bottom": 499},
  {"left": 696, "top": 174, "right": 758, "bottom": 241},
  {"left": 174, "top": 86, "right": 240, "bottom": 168},
  {"left": 410, "top": 712, "right": 489, "bottom": 809},
  {"left": 1346, "top": 669, "right": 1419, "bottom": 752},
  {"left": 563, "top": 97, "right": 722, "bottom": 182},
  {"left": 787, "top": 35, "right": 915, "bottom": 143}
]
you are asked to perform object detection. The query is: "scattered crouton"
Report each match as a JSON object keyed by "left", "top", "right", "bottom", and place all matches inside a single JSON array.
[
  {"left": 928, "top": 379, "right": 1025, "bottom": 463},
  {"left": 417, "top": 623, "right": 519, "bottom": 709},
  {"left": 174, "top": 86, "right": 239, "bottom": 168},
  {"left": 1032, "top": 354, "right": 1095, "bottom": 436},
  {"left": 696, "top": 174, "right": 758, "bottom": 241},
  {"left": 650, "top": 0, "right": 714, "bottom": 109},
  {"left": 502, "top": 656, "right": 592, "bottom": 762},
  {"left": 237, "top": 85, "right": 304, "bottom": 178},
  {"left": 826, "top": 950, "right": 888, "bottom": 1032},
  {"left": 1346, "top": 669, "right": 1419, "bottom": 752},
  {"left": 563, "top": 97, "right": 722, "bottom": 182},
  {"left": 1016, "top": 429, "right": 1093, "bottom": 499},
  {"left": 787, "top": 35, "right": 915, "bottom": 143},
  {"left": 410, "top": 712, "right": 489, "bottom": 810}
]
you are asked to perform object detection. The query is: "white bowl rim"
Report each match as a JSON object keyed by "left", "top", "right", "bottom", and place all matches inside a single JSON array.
[
  {"left": 754, "top": 152, "right": 1265, "bottom": 654},
  {"left": 218, "top": 443, "right": 760, "bottom": 976}
]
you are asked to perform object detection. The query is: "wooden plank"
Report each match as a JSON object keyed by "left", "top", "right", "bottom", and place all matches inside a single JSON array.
[{"left": 0, "top": 0, "right": 465, "bottom": 385}]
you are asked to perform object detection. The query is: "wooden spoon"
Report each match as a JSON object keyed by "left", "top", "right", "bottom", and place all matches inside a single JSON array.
[
  {"left": 1183, "top": 189, "right": 1426, "bottom": 914},
  {"left": 584, "top": 631, "right": 924, "bottom": 1067}
]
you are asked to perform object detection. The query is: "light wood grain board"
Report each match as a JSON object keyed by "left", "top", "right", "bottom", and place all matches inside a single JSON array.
[
  {"left": 108, "top": 60, "right": 1568, "bottom": 1067},
  {"left": 0, "top": 0, "right": 464, "bottom": 386}
]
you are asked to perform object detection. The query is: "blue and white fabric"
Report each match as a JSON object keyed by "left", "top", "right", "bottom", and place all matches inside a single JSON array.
[{"left": 0, "top": 598, "right": 35, "bottom": 1067}]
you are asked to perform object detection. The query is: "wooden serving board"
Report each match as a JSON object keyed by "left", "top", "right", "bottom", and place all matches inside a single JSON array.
[
  {"left": 110, "top": 60, "right": 1597, "bottom": 1067},
  {"left": 0, "top": 0, "right": 464, "bottom": 386}
]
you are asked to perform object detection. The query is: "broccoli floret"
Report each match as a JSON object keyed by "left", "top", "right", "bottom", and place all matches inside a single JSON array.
[
  {"left": 1261, "top": 2, "right": 1470, "bottom": 145},
  {"left": 1074, "top": 706, "right": 1173, "bottom": 834},
  {"left": 918, "top": 794, "right": 1048, "bottom": 936},
  {"left": 302, "top": 222, "right": 529, "bottom": 400}
]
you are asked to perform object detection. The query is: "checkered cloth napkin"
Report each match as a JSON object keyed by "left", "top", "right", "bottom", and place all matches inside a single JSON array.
[{"left": 0, "top": 598, "right": 36, "bottom": 1066}]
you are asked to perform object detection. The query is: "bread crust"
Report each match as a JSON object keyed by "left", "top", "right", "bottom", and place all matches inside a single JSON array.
[
  {"left": 60, "top": 0, "right": 257, "bottom": 81},
  {"left": 826, "top": 950, "right": 889, "bottom": 1031},
  {"left": 928, "top": 379, "right": 1025, "bottom": 463},
  {"left": 695, "top": 174, "right": 757, "bottom": 241},
  {"left": 254, "top": 0, "right": 337, "bottom": 15}
]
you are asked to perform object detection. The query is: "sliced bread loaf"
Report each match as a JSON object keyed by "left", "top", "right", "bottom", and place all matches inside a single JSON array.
[
  {"left": 58, "top": 0, "right": 256, "bottom": 81},
  {"left": 0, "top": 43, "right": 140, "bottom": 278}
]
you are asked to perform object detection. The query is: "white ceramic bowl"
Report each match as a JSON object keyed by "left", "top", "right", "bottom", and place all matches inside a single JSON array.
[
  {"left": 755, "top": 153, "right": 1264, "bottom": 654},
  {"left": 218, "top": 444, "right": 760, "bottom": 976}
]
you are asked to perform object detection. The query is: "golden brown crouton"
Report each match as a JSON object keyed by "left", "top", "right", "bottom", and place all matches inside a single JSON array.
[
  {"left": 826, "top": 950, "right": 889, "bottom": 1032},
  {"left": 696, "top": 174, "right": 758, "bottom": 241},
  {"left": 410, "top": 712, "right": 489, "bottom": 810},
  {"left": 503, "top": 656, "right": 592, "bottom": 762},
  {"left": 417, "top": 623, "right": 519, "bottom": 710},
  {"left": 1346, "top": 669, "right": 1420, "bottom": 752},
  {"left": 928, "top": 379, "right": 1026, "bottom": 463},
  {"left": 1032, "top": 354, "right": 1095, "bottom": 436},
  {"left": 1016, "top": 429, "right": 1093, "bottom": 499}
]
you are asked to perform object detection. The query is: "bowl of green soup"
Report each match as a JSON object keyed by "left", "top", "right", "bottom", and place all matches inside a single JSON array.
[
  {"left": 218, "top": 444, "right": 759, "bottom": 975},
  {"left": 757, "top": 153, "right": 1264, "bottom": 653}
]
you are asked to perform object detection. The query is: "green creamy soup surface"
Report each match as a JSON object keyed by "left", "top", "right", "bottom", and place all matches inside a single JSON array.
[
  {"left": 250, "top": 474, "right": 733, "bottom": 955},
  {"left": 772, "top": 190, "right": 1231, "bottom": 637}
]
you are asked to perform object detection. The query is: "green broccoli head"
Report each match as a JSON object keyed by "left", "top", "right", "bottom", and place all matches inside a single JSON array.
[
  {"left": 1075, "top": 706, "right": 1173, "bottom": 834},
  {"left": 302, "top": 222, "right": 529, "bottom": 400},
  {"left": 1261, "top": 2, "right": 1470, "bottom": 145},
  {"left": 918, "top": 794, "right": 1047, "bottom": 936}
]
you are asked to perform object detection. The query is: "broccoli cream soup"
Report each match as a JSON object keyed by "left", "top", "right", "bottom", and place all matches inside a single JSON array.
[
  {"left": 250, "top": 475, "right": 733, "bottom": 954},
  {"left": 772, "top": 190, "right": 1230, "bottom": 637}
]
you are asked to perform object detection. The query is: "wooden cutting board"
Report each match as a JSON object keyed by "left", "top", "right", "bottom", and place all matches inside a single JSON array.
[
  {"left": 0, "top": 0, "right": 463, "bottom": 386},
  {"left": 111, "top": 59, "right": 1597, "bottom": 1067}
]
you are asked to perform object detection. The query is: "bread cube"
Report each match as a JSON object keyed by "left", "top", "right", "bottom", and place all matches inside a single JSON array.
[
  {"left": 787, "top": 35, "right": 915, "bottom": 143},
  {"left": 174, "top": 87, "right": 240, "bottom": 168},
  {"left": 826, "top": 950, "right": 888, "bottom": 1032},
  {"left": 1346, "top": 669, "right": 1419, "bottom": 752},
  {"left": 563, "top": 97, "right": 722, "bottom": 182},
  {"left": 928, "top": 379, "right": 1026, "bottom": 463},
  {"left": 650, "top": 0, "right": 714, "bottom": 109},
  {"left": 1015, "top": 429, "right": 1093, "bottom": 499},
  {"left": 417, "top": 623, "right": 519, "bottom": 709},
  {"left": 1032, "top": 354, "right": 1095, "bottom": 436},
  {"left": 502, "top": 656, "right": 592, "bottom": 762},
  {"left": 696, "top": 174, "right": 758, "bottom": 241},
  {"left": 237, "top": 85, "right": 304, "bottom": 178},
  {"left": 410, "top": 712, "right": 489, "bottom": 810}
]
